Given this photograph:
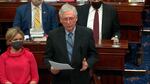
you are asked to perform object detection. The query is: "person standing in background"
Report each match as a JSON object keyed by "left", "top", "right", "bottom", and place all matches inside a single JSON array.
[
  {"left": 13, "top": 0, "right": 58, "bottom": 36},
  {"left": 0, "top": 28, "right": 39, "bottom": 84},
  {"left": 77, "top": 0, "right": 120, "bottom": 43},
  {"left": 44, "top": 3, "right": 97, "bottom": 84}
]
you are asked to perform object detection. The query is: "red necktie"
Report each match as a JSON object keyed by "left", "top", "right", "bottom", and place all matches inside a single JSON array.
[{"left": 93, "top": 10, "right": 99, "bottom": 44}]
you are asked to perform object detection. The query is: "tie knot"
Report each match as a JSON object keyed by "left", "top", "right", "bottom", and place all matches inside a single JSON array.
[
  {"left": 34, "top": 7, "right": 39, "bottom": 11},
  {"left": 95, "top": 9, "right": 98, "bottom": 13},
  {"left": 35, "top": 7, "right": 39, "bottom": 9},
  {"left": 68, "top": 32, "right": 73, "bottom": 37}
]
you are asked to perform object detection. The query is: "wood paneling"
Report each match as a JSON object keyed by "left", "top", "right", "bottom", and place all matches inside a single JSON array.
[
  {"left": 23, "top": 40, "right": 128, "bottom": 84},
  {"left": 0, "top": 2, "right": 144, "bottom": 43},
  {"left": 0, "top": 2, "right": 144, "bottom": 84},
  {"left": 94, "top": 40, "right": 128, "bottom": 84}
]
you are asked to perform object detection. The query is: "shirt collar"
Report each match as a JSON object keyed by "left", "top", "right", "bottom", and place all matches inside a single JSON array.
[
  {"left": 65, "top": 26, "right": 76, "bottom": 35},
  {"left": 89, "top": 4, "right": 103, "bottom": 12},
  {"left": 31, "top": 2, "right": 42, "bottom": 10}
]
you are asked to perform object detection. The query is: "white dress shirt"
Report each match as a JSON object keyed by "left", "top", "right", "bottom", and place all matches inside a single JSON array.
[{"left": 87, "top": 5, "right": 103, "bottom": 41}]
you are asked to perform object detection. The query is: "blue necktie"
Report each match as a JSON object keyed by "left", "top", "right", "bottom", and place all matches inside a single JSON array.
[{"left": 66, "top": 32, "right": 73, "bottom": 62}]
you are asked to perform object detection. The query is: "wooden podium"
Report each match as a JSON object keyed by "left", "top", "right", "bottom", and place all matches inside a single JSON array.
[
  {"left": 23, "top": 40, "right": 128, "bottom": 84},
  {"left": 94, "top": 40, "right": 128, "bottom": 84}
]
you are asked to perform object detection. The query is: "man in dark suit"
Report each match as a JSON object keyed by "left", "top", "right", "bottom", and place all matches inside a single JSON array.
[
  {"left": 77, "top": 0, "right": 120, "bottom": 40},
  {"left": 13, "top": 0, "right": 58, "bottom": 36},
  {"left": 44, "top": 3, "right": 97, "bottom": 84}
]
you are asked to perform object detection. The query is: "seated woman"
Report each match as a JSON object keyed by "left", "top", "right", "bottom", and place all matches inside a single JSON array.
[{"left": 0, "top": 28, "right": 39, "bottom": 84}]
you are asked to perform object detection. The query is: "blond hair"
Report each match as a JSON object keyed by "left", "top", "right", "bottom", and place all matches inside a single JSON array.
[{"left": 5, "top": 27, "right": 24, "bottom": 45}]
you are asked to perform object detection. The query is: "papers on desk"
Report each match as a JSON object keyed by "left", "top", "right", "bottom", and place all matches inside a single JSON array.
[
  {"left": 33, "top": 37, "right": 47, "bottom": 42},
  {"left": 49, "top": 60, "right": 74, "bottom": 70},
  {"left": 30, "top": 28, "right": 44, "bottom": 38},
  {"left": 24, "top": 35, "right": 30, "bottom": 40},
  {"left": 29, "top": 28, "right": 48, "bottom": 41}
]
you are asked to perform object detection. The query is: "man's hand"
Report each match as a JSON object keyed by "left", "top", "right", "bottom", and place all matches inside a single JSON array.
[
  {"left": 80, "top": 58, "right": 88, "bottom": 71},
  {"left": 50, "top": 67, "right": 60, "bottom": 75}
]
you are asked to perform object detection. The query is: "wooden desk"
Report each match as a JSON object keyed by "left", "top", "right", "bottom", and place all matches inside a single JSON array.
[
  {"left": 113, "top": 2, "right": 144, "bottom": 43},
  {"left": 23, "top": 40, "right": 128, "bottom": 84},
  {"left": 23, "top": 41, "right": 46, "bottom": 69},
  {"left": 95, "top": 40, "right": 128, "bottom": 71},
  {"left": 94, "top": 40, "right": 128, "bottom": 84}
]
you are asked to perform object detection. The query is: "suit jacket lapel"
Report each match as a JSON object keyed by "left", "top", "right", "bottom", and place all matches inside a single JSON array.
[
  {"left": 102, "top": 4, "right": 106, "bottom": 39},
  {"left": 71, "top": 26, "right": 81, "bottom": 63},
  {"left": 26, "top": 3, "right": 32, "bottom": 29},
  {"left": 58, "top": 27, "right": 70, "bottom": 63},
  {"left": 42, "top": 3, "right": 48, "bottom": 31},
  {"left": 84, "top": 4, "right": 91, "bottom": 26}
]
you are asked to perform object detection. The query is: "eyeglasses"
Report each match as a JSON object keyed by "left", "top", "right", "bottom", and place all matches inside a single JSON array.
[{"left": 61, "top": 17, "right": 76, "bottom": 21}]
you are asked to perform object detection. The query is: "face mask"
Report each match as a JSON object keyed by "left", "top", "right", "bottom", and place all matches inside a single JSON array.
[
  {"left": 91, "top": 1, "right": 102, "bottom": 9},
  {"left": 11, "top": 40, "right": 23, "bottom": 50}
]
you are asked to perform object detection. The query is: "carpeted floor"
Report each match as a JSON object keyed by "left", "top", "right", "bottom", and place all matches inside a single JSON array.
[
  {"left": 124, "top": 33, "right": 150, "bottom": 84},
  {"left": 124, "top": 8, "right": 150, "bottom": 84}
]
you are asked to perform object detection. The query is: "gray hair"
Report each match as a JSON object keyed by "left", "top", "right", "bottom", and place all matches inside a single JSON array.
[{"left": 59, "top": 3, "right": 77, "bottom": 16}]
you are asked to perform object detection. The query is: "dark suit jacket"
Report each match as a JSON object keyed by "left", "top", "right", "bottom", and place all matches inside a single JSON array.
[
  {"left": 13, "top": 2, "right": 58, "bottom": 35},
  {"left": 77, "top": 3, "right": 120, "bottom": 39},
  {"left": 45, "top": 25, "right": 97, "bottom": 84}
]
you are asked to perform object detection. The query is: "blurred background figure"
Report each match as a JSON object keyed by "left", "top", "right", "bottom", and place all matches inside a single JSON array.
[
  {"left": 13, "top": 0, "right": 58, "bottom": 39},
  {"left": 77, "top": 0, "right": 120, "bottom": 44}
]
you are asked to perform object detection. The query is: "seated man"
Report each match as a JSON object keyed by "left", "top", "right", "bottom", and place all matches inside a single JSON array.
[
  {"left": 77, "top": 0, "right": 120, "bottom": 44},
  {"left": 13, "top": 0, "right": 58, "bottom": 39}
]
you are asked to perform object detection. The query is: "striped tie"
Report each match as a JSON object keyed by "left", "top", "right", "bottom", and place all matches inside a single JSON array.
[
  {"left": 34, "top": 7, "right": 41, "bottom": 29},
  {"left": 66, "top": 32, "right": 73, "bottom": 62}
]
